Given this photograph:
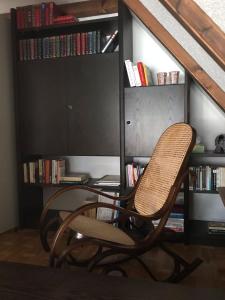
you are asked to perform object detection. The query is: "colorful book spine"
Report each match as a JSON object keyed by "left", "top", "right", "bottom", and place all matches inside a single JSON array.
[{"left": 137, "top": 62, "right": 147, "bottom": 86}]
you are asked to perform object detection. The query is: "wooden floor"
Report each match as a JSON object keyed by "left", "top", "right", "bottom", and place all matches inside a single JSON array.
[{"left": 0, "top": 229, "right": 225, "bottom": 289}]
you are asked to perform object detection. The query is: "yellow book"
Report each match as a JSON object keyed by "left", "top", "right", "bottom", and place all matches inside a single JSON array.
[{"left": 143, "top": 64, "right": 153, "bottom": 86}]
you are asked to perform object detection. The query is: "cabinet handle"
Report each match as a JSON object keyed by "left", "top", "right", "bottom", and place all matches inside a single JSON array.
[
  {"left": 126, "top": 120, "right": 131, "bottom": 125},
  {"left": 66, "top": 104, "right": 73, "bottom": 110}
]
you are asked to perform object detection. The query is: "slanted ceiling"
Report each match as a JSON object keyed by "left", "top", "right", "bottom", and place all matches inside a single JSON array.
[{"left": 159, "top": 0, "right": 225, "bottom": 71}]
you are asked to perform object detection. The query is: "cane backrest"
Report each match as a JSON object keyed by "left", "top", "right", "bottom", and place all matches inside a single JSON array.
[{"left": 135, "top": 123, "right": 194, "bottom": 216}]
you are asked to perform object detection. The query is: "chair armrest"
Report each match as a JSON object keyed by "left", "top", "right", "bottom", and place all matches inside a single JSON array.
[{"left": 40, "top": 184, "right": 135, "bottom": 228}]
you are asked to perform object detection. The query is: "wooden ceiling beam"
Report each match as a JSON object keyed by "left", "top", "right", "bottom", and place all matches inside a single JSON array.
[
  {"left": 159, "top": 0, "right": 225, "bottom": 71},
  {"left": 123, "top": 0, "right": 225, "bottom": 112}
]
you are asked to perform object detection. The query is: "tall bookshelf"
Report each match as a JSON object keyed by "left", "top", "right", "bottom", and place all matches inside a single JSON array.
[
  {"left": 11, "top": 1, "right": 191, "bottom": 245},
  {"left": 11, "top": 1, "right": 132, "bottom": 228}
]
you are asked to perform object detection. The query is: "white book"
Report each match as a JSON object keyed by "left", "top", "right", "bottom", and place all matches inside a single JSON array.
[
  {"left": 133, "top": 64, "right": 142, "bottom": 86},
  {"left": 78, "top": 13, "right": 118, "bottom": 22},
  {"left": 124, "top": 60, "right": 136, "bottom": 87},
  {"left": 23, "top": 163, "right": 28, "bottom": 183},
  {"left": 97, "top": 192, "right": 119, "bottom": 222}
]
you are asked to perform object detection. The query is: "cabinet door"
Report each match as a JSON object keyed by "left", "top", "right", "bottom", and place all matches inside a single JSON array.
[
  {"left": 66, "top": 53, "right": 120, "bottom": 156},
  {"left": 18, "top": 60, "right": 67, "bottom": 155},
  {"left": 125, "top": 85, "right": 185, "bottom": 156}
]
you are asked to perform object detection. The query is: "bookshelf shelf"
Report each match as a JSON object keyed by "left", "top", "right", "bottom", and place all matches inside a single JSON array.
[
  {"left": 17, "top": 51, "right": 118, "bottom": 63},
  {"left": 124, "top": 83, "right": 185, "bottom": 89},
  {"left": 191, "top": 151, "right": 225, "bottom": 158},
  {"left": 17, "top": 16, "right": 118, "bottom": 35},
  {"left": 190, "top": 190, "right": 218, "bottom": 194}
]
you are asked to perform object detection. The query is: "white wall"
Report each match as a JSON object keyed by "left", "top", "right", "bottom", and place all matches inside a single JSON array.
[
  {"left": 140, "top": 0, "right": 225, "bottom": 92},
  {"left": 132, "top": 10, "right": 225, "bottom": 221},
  {"left": 0, "top": 14, "right": 18, "bottom": 232}
]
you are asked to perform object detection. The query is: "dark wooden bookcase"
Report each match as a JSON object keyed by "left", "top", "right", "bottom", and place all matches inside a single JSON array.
[
  {"left": 11, "top": 1, "right": 190, "bottom": 240},
  {"left": 11, "top": 1, "right": 132, "bottom": 228}
]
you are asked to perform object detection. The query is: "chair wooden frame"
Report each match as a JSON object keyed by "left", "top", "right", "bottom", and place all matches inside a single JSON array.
[{"left": 40, "top": 123, "right": 203, "bottom": 282}]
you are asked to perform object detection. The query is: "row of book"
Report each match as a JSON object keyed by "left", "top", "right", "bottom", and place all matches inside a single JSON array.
[
  {"left": 152, "top": 212, "right": 184, "bottom": 233},
  {"left": 189, "top": 166, "right": 225, "bottom": 191},
  {"left": 19, "top": 29, "right": 118, "bottom": 61},
  {"left": 125, "top": 59, "right": 153, "bottom": 87},
  {"left": 23, "top": 159, "right": 66, "bottom": 184},
  {"left": 16, "top": 2, "right": 60, "bottom": 29},
  {"left": 19, "top": 31, "right": 101, "bottom": 61},
  {"left": 208, "top": 221, "right": 225, "bottom": 235},
  {"left": 126, "top": 163, "right": 145, "bottom": 187}
]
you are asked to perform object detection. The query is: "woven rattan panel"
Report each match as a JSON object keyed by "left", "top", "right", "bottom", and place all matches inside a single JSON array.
[{"left": 135, "top": 123, "right": 193, "bottom": 216}]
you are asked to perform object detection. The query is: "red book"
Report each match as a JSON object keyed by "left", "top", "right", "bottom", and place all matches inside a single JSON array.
[
  {"left": 76, "top": 32, "right": 81, "bottom": 55},
  {"left": 81, "top": 32, "right": 86, "bottom": 55},
  {"left": 16, "top": 9, "right": 21, "bottom": 29},
  {"left": 45, "top": 3, "right": 50, "bottom": 26},
  {"left": 137, "top": 62, "right": 147, "bottom": 86},
  {"left": 45, "top": 160, "right": 51, "bottom": 184},
  {"left": 53, "top": 15, "right": 77, "bottom": 24}
]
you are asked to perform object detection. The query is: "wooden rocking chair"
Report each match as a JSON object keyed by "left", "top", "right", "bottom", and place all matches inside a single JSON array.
[{"left": 40, "top": 123, "right": 202, "bottom": 282}]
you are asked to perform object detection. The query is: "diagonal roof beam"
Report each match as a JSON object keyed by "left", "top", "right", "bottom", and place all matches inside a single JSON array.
[
  {"left": 123, "top": 0, "right": 225, "bottom": 112},
  {"left": 159, "top": 0, "right": 225, "bottom": 71}
]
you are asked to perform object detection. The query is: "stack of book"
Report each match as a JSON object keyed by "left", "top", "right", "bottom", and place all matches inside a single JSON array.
[
  {"left": 94, "top": 175, "right": 120, "bottom": 187},
  {"left": 125, "top": 59, "right": 153, "bottom": 87},
  {"left": 60, "top": 173, "right": 89, "bottom": 184},
  {"left": 97, "top": 191, "right": 120, "bottom": 222},
  {"left": 152, "top": 213, "right": 184, "bottom": 233},
  {"left": 208, "top": 221, "right": 225, "bottom": 235}
]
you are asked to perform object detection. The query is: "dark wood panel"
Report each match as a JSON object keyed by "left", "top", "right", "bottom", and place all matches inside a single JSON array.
[
  {"left": 159, "top": 0, "right": 225, "bottom": 71},
  {"left": 125, "top": 85, "right": 185, "bottom": 156},
  {"left": 20, "top": 186, "right": 43, "bottom": 228},
  {"left": 66, "top": 53, "right": 120, "bottom": 156},
  {"left": 18, "top": 60, "right": 67, "bottom": 155},
  {"left": 122, "top": 0, "right": 225, "bottom": 113}
]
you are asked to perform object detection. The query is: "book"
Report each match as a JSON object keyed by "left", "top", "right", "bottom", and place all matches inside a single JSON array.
[
  {"left": 132, "top": 65, "right": 142, "bottom": 87},
  {"left": 94, "top": 175, "right": 120, "bottom": 186},
  {"left": 97, "top": 191, "right": 120, "bottom": 221},
  {"left": 192, "top": 143, "right": 205, "bottom": 153},
  {"left": 54, "top": 15, "right": 78, "bottom": 24},
  {"left": 137, "top": 62, "right": 147, "bottom": 86},
  {"left": 101, "top": 29, "right": 118, "bottom": 53},
  {"left": 60, "top": 173, "right": 89, "bottom": 183},
  {"left": 78, "top": 13, "right": 118, "bottom": 22},
  {"left": 143, "top": 64, "right": 153, "bottom": 86},
  {"left": 124, "top": 60, "right": 136, "bottom": 87}
]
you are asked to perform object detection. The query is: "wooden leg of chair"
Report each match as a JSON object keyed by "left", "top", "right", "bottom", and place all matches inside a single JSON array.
[
  {"left": 40, "top": 216, "right": 60, "bottom": 252},
  {"left": 159, "top": 242, "right": 203, "bottom": 283}
]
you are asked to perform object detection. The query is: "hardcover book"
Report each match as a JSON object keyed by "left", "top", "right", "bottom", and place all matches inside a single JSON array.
[{"left": 60, "top": 173, "right": 89, "bottom": 182}]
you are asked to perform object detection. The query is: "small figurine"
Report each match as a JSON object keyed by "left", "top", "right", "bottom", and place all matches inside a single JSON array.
[{"left": 214, "top": 134, "right": 225, "bottom": 153}]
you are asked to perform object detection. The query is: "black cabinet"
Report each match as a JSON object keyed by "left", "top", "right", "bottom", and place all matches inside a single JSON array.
[
  {"left": 18, "top": 54, "right": 119, "bottom": 156},
  {"left": 66, "top": 53, "right": 119, "bottom": 156},
  {"left": 125, "top": 85, "right": 186, "bottom": 156},
  {"left": 18, "top": 60, "right": 67, "bottom": 155}
]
